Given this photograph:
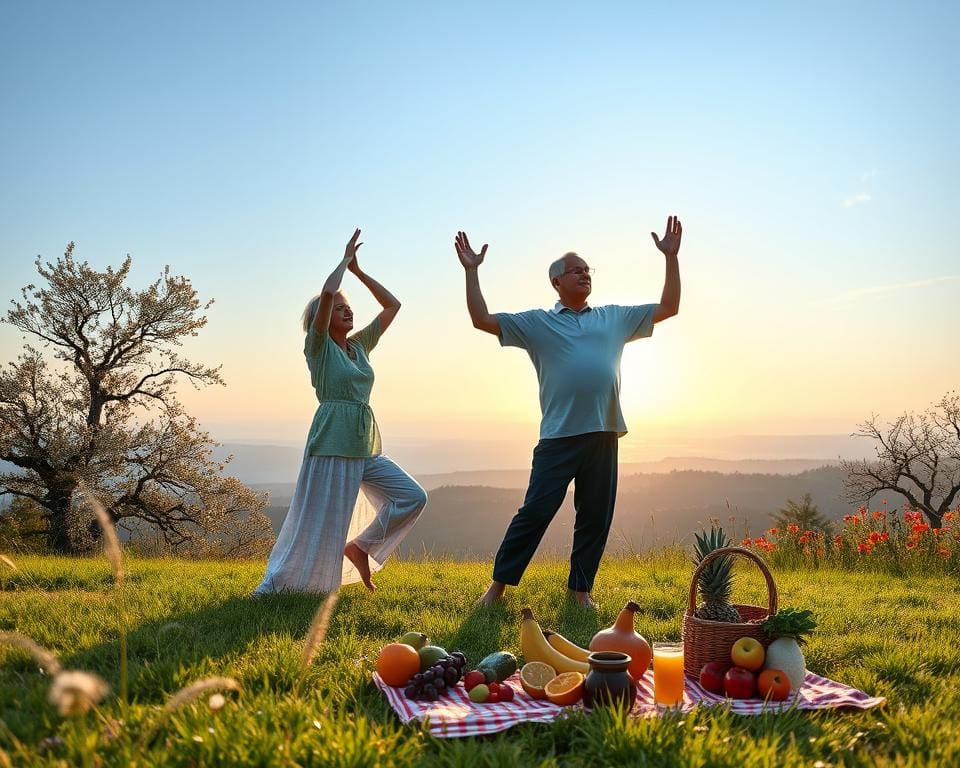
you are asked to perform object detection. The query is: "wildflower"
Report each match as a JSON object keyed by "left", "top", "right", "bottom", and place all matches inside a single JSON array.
[
  {"left": 754, "top": 537, "right": 766, "bottom": 546},
  {"left": 880, "top": 532, "right": 889, "bottom": 542},
  {"left": 765, "top": 542, "right": 776, "bottom": 552},
  {"left": 905, "top": 511, "right": 923, "bottom": 523},
  {"left": 944, "top": 511, "right": 955, "bottom": 522},
  {"left": 868, "top": 532, "right": 882, "bottom": 545},
  {"left": 48, "top": 671, "right": 110, "bottom": 716},
  {"left": 787, "top": 524, "right": 800, "bottom": 534},
  {"left": 872, "top": 511, "right": 885, "bottom": 521},
  {"left": 767, "top": 528, "right": 779, "bottom": 536},
  {"left": 208, "top": 693, "right": 227, "bottom": 712},
  {"left": 857, "top": 506, "right": 867, "bottom": 515},
  {"left": 912, "top": 522, "right": 930, "bottom": 534},
  {"left": 740, "top": 538, "right": 752, "bottom": 547},
  {"left": 833, "top": 535, "right": 843, "bottom": 548},
  {"left": 798, "top": 533, "right": 811, "bottom": 545},
  {"left": 933, "top": 528, "right": 943, "bottom": 536},
  {"left": 165, "top": 677, "right": 241, "bottom": 712},
  {"left": 938, "top": 548, "right": 951, "bottom": 558},
  {"left": 906, "top": 539, "right": 918, "bottom": 550},
  {"left": 816, "top": 548, "right": 826, "bottom": 557},
  {"left": 857, "top": 543, "right": 872, "bottom": 555}
]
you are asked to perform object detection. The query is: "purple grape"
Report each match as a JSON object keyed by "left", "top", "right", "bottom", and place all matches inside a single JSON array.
[
  {"left": 422, "top": 670, "right": 434, "bottom": 682},
  {"left": 434, "top": 677, "right": 447, "bottom": 692},
  {"left": 423, "top": 684, "right": 438, "bottom": 701},
  {"left": 404, "top": 685, "right": 418, "bottom": 699},
  {"left": 444, "top": 667, "right": 458, "bottom": 686},
  {"left": 413, "top": 673, "right": 424, "bottom": 683}
]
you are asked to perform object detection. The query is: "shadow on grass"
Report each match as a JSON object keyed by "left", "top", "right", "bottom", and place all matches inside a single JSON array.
[{"left": 66, "top": 590, "right": 354, "bottom": 703}]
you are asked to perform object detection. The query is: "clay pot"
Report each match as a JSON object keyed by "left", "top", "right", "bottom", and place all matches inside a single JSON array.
[{"left": 583, "top": 651, "right": 637, "bottom": 710}]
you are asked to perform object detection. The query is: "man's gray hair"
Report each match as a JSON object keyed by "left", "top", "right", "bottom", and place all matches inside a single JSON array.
[{"left": 548, "top": 252, "right": 579, "bottom": 282}]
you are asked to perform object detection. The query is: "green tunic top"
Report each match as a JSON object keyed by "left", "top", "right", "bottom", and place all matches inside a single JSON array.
[{"left": 304, "top": 317, "right": 383, "bottom": 458}]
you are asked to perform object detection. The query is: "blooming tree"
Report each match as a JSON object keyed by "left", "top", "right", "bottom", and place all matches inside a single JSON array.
[{"left": 0, "top": 244, "right": 274, "bottom": 555}]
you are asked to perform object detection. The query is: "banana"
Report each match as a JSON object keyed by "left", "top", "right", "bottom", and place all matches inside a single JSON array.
[
  {"left": 543, "top": 629, "right": 591, "bottom": 663},
  {"left": 520, "top": 607, "right": 589, "bottom": 674}
]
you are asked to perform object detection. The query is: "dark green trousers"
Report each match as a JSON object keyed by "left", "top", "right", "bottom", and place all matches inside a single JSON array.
[{"left": 492, "top": 431, "right": 618, "bottom": 592}]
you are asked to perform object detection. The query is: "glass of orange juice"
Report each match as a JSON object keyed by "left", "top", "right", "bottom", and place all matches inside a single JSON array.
[{"left": 653, "top": 642, "right": 685, "bottom": 706}]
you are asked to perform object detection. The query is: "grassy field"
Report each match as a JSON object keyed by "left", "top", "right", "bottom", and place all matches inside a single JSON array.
[{"left": 1, "top": 551, "right": 959, "bottom": 767}]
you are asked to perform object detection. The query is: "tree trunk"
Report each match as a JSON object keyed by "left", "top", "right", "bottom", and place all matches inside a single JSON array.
[{"left": 44, "top": 484, "right": 77, "bottom": 554}]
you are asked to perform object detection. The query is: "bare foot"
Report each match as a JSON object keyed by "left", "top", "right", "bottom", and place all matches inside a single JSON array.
[
  {"left": 344, "top": 541, "right": 376, "bottom": 591},
  {"left": 569, "top": 590, "right": 597, "bottom": 610},
  {"left": 478, "top": 581, "right": 506, "bottom": 605}
]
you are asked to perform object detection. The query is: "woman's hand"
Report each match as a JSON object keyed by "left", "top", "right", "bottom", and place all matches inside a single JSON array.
[{"left": 344, "top": 228, "right": 363, "bottom": 269}]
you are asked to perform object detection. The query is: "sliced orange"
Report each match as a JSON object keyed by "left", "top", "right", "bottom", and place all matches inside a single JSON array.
[
  {"left": 520, "top": 661, "right": 557, "bottom": 700},
  {"left": 544, "top": 671, "right": 585, "bottom": 706}
]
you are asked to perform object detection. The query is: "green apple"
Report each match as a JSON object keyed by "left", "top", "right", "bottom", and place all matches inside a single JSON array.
[{"left": 398, "top": 631, "right": 429, "bottom": 650}]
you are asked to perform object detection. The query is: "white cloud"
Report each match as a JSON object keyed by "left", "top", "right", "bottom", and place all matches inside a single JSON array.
[
  {"left": 824, "top": 275, "right": 960, "bottom": 304},
  {"left": 860, "top": 168, "right": 878, "bottom": 183},
  {"left": 843, "top": 193, "right": 872, "bottom": 208}
]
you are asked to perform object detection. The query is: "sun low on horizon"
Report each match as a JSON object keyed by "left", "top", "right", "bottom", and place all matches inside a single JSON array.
[{"left": 1, "top": 2, "right": 957, "bottom": 457}]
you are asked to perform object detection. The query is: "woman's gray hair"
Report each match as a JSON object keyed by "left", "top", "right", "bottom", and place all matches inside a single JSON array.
[
  {"left": 302, "top": 295, "right": 322, "bottom": 332},
  {"left": 301, "top": 291, "right": 349, "bottom": 332},
  {"left": 548, "top": 252, "right": 579, "bottom": 282}
]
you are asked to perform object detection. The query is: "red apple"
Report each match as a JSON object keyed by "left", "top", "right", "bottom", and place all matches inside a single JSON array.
[
  {"left": 699, "top": 661, "right": 731, "bottom": 694},
  {"left": 463, "top": 670, "right": 487, "bottom": 691},
  {"left": 757, "top": 668, "right": 791, "bottom": 701},
  {"left": 730, "top": 637, "right": 765, "bottom": 671},
  {"left": 723, "top": 666, "right": 756, "bottom": 699}
]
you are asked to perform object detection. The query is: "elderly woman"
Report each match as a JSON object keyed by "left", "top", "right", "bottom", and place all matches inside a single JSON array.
[{"left": 255, "top": 229, "right": 427, "bottom": 594}]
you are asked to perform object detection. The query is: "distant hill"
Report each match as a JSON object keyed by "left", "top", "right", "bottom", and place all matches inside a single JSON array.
[{"left": 259, "top": 465, "right": 908, "bottom": 557}]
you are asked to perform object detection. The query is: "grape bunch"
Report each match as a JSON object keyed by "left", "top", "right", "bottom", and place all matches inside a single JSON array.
[{"left": 403, "top": 651, "right": 468, "bottom": 701}]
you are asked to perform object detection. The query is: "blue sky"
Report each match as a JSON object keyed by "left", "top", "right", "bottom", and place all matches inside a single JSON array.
[{"left": 1, "top": 1, "right": 957, "bottom": 452}]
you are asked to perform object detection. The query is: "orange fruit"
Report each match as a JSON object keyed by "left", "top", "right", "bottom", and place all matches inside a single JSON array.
[
  {"left": 520, "top": 661, "right": 557, "bottom": 700},
  {"left": 376, "top": 642, "right": 421, "bottom": 687},
  {"left": 544, "top": 671, "right": 585, "bottom": 706}
]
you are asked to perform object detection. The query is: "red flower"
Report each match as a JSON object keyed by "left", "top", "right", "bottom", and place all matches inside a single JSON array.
[
  {"left": 868, "top": 532, "right": 882, "bottom": 544},
  {"left": 905, "top": 511, "right": 923, "bottom": 523},
  {"left": 816, "top": 548, "right": 826, "bottom": 557},
  {"left": 768, "top": 527, "right": 779, "bottom": 536},
  {"left": 880, "top": 532, "right": 890, "bottom": 542},
  {"left": 906, "top": 539, "right": 918, "bottom": 550},
  {"left": 944, "top": 511, "right": 955, "bottom": 522},
  {"left": 833, "top": 535, "right": 843, "bottom": 547},
  {"left": 740, "top": 538, "right": 752, "bottom": 547},
  {"left": 857, "top": 543, "right": 872, "bottom": 554},
  {"left": 872, "top": 511, "right": 885, "bottom": 521},
  {"left": 798, "top": 533, "right": 811, "bottom": 545},
  {"left": 912, "top": 522, "right": 930, "bottom": 534},
  {"left": 787, "top": 524, "right": 801, "bottom": 534},
  {"left": 754, "top": 537, "right": 766, "bottom": 546}
]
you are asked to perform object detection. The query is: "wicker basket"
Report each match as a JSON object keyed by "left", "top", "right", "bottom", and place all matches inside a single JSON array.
[{"left": 681, "top": 546, "right": 778, "bottom": 677}]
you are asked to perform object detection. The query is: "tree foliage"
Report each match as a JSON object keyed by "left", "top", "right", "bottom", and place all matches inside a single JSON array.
[
  {"left": 842, "top": 392, "right": 960, "bottom": 528},
  {"left": 770, "top": 493, "right": 833, "bottom": 534},
  {"left": 0, "top": 243, "right": 275, "bottom": 555}
]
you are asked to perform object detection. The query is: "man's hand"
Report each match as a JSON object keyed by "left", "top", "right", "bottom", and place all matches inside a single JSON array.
[
  {"left": 651, "top": 216, "right": 682, "bottom": 259},
  {"left": 455, "top": 231, "right": 488, "bottom": 270},
  {"left": 344, "top": 228, "right": 363, "bottom": 269}
]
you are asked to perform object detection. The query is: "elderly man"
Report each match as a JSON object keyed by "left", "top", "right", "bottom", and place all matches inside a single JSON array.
[{"left": 455, "top": 216, "right": 682, "bottom": 607}]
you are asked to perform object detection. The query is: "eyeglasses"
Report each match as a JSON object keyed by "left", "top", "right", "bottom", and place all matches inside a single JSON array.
[{"left": 562, "top": 267, "right": 595, "bottom": 277}]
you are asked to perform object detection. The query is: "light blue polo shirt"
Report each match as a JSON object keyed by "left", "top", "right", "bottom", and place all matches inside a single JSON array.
[{"left": 495, "top": 302, "right": 657, "bottom": 440}]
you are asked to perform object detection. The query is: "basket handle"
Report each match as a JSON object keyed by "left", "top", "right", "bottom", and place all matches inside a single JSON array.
[{"left": 687, "top": 546, "right": 778, "bottom": 616}]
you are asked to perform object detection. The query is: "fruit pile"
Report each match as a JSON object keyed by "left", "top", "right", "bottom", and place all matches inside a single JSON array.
[
  {"left": 698, "top": 608, "right": 817, "bottom": 701},
  {"left": 404, "top": 651, "right": 467, "bottom": 702}
]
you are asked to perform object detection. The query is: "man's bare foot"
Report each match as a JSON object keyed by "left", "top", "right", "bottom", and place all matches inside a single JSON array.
[
  {"left": 478, "top": 581, "right": 506, "bottom": 605},
  {"left": 344, "top": 541, "right": 375, "bottom": 591},
  {"left": 569, "top": 590, "right": 597, "bottom": 610}
]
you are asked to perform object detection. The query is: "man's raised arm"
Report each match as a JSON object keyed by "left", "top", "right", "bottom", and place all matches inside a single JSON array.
[
  {"left": 455, "top": 230, "right": 500, "bottom": 336},
  {"left": 651, "top": 215, "right": 682, "bottom": 323}
]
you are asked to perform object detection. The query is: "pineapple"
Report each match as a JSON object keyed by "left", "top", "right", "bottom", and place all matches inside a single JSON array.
[{"left": 692, "top": 526, "right": 743, "bottom": 623}]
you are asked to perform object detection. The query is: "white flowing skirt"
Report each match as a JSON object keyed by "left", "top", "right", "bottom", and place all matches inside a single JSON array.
[{"left": 254, "top": 454, "right": 427, "bottom": 594}]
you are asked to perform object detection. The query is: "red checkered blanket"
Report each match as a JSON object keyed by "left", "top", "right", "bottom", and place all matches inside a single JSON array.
[{"left": 373, "top": 670, "right": 886, "bottom": 738}]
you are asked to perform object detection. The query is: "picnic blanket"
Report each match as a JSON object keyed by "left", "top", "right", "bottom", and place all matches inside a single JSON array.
[{"left": 374, "top": 669, "right": 886, "bottom": 738}]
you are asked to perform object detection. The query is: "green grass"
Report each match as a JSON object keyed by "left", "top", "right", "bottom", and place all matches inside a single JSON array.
[{"left": 1, "top": 551, "right": 959, "bottom": 766}]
